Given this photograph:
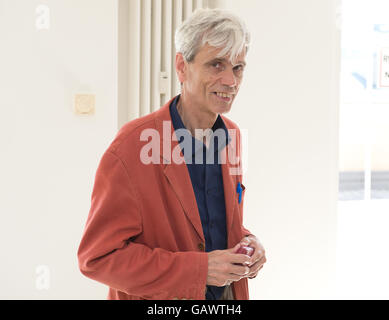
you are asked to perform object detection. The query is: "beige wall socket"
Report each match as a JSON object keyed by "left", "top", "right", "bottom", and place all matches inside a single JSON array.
[{"left": 74, "top": 94, "right": 95, "bottom": 115}]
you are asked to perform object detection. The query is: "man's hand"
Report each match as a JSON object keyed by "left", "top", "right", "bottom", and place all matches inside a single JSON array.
[
  {"left": 238, "top": 235, "right": 266, "bottom": 279},
  {"left": 206, "top": 243, "right": 252, "bottom": 287}
]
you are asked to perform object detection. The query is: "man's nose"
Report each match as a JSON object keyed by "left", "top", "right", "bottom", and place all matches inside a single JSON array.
[{"left": 220, "top": 68, "right": 237, "bottom": 87}]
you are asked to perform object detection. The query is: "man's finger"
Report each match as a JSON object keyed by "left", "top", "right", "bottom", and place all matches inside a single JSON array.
[
  {"left": 229, "top": 263, "right": 250, "bottom": 276},
  {"left": 248, "top": 265, "right": 264, "bottom": 279},
  {"left": 248, "top": 249, "right": 266, "bottom": 265},
  {"left": 228, "top": 252, "right": 251, "bottom": 265},
  {"left": 248, "top": 255, "right": 266, "bottom": 268}
]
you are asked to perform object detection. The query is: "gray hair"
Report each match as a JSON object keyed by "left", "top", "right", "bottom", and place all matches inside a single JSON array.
[{"left": 175, "top": 8, "right": 250, "bottom": 64}]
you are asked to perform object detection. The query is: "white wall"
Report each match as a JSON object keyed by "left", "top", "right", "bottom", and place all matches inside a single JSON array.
[
  {"left": 0, "top": 0, "right": 117, "bottom": 299},
  {"left": 216, "top": 0, "right": 340, "bottom": 299}
]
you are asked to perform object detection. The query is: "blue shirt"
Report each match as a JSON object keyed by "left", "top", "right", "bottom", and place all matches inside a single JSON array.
[{"left": 169, "top": 95, "right": 231, "bottom": 300}]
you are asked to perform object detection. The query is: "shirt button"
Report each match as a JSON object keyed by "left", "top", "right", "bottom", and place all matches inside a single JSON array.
[
  {"left": 207, "top": 189, "right": 211, "bottom": 195},
  {"left": 198, "top": 243, "right": 205, "bottom": 251}
]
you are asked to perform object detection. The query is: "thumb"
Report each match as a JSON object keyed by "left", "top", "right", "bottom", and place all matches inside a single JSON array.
[
  {"left": 228, "top": 243, "right": 242, "bottom": 253},
  {"left": 240, "top": 236, "right": 251, "bottom": 246}
]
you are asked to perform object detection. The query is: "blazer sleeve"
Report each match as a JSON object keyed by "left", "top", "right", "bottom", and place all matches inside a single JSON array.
[{"left": 77, "top": 150, "right": 208, "bottom": 300}]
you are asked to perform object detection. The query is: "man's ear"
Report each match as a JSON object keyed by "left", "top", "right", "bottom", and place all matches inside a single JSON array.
[{"left": 175, "top": 52, "right": 186, "bottom": 84}]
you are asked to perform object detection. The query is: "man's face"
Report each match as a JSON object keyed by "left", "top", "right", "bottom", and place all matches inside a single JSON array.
[{"left": 180, "top": 44, "right": 246, "bottom": 116}]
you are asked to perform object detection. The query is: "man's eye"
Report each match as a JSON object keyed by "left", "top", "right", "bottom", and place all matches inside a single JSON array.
[
  {"left": 212, "top": 62, "right": 222, "bottom": 69},
  {"left": 233, "top": 65, "right": 245, "bottom": 76}
]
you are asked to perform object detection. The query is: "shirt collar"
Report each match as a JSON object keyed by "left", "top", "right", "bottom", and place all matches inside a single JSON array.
[{"left": 169, "top": 95, "right": 231, "bottom": 157}]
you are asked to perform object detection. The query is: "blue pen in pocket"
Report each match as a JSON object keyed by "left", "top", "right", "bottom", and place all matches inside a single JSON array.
[{"left": 236, "top": 181, "right": 243, "bottom": 204}]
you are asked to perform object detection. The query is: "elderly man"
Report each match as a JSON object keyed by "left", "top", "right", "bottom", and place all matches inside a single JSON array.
[{"left": 78, "top": 8, "right": 266, "bottom": 300}]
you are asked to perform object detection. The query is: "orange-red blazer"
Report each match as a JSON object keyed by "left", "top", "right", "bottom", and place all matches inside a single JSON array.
[{"left": 77, "top": 96, "right": 252, "bottom": 300}]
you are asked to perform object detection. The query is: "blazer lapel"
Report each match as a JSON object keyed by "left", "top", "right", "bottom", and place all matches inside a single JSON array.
[
  {"left": 154, "top": 101, "right": 205, "bottom": 242},
  {"left": 163, "top": 162, "right": 205, "bottom": 242}
]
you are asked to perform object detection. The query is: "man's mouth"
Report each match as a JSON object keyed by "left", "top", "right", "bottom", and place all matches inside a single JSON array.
[{"left": 213, "top": 92, "right": 234, "bottom": 102}]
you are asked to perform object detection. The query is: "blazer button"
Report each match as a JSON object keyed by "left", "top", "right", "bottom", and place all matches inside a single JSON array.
[{"left": 198, "top": 243, "right": 205, "bottom": 251}]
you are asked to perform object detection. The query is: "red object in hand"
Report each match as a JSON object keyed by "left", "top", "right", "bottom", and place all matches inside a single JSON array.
[{"left": 235, "top": 245, "right": 254, "bottom": 257}]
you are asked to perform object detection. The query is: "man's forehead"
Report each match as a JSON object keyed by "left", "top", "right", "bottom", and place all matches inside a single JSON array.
[
  {"left": 212, "top": 56, "right": 246, "bottom": 66},
  {"left": 197, "top": 44, "right": 246, "bottom": 65}
]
